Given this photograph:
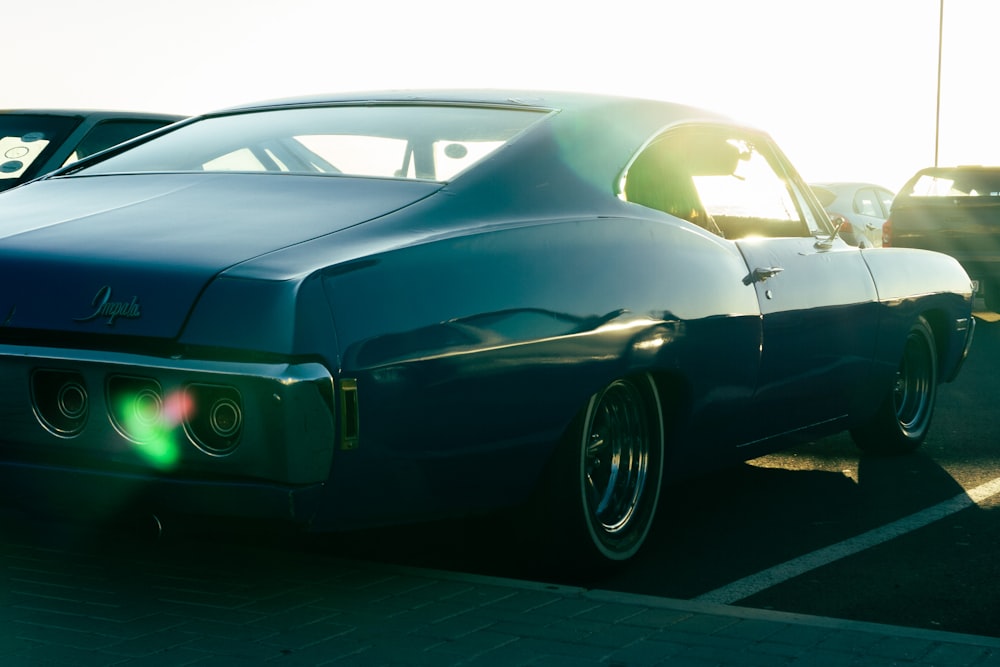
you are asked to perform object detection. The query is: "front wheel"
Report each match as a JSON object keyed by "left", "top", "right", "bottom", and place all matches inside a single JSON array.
[
  {"left": 536, "top": 374, "right": 665, "bottom": 570},
  {"left": 851, "top": 316, "right": 937, "bottom": 454}
]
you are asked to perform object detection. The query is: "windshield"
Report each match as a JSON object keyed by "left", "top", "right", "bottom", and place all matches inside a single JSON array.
[
  {"left": 77, "top": 104, "right": 546, "bottom": 182},
  {"left": 905, "top": 170, "right": 1000, "bottom": 198},
  {"left": 0, "top": 114, "right": 82, "bottom": 191}
]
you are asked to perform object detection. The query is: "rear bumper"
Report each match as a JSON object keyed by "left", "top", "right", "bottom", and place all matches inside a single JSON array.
[
  {"left": 0, "top": 345, "right": 339, "bottom": 485},
  {"left": 0, "top": 344, "right": 343, "bottom": 527},
  {"left": 0, "top": 459, "right": 325, "bottom": 525}
]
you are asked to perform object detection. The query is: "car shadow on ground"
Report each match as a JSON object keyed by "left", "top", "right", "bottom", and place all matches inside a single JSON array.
[
  {"left": 292, "top": 437, "right": 975, "bottom": 596},
  {"left": 733, "top": 450, "right": 1000, "bottom": 637},
  {"left": 2, "top": 438, "right": 993, "bottom": 636}
]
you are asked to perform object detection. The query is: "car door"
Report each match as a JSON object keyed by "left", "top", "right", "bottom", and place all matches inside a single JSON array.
[
  {"left": 736, "top": 237, "right": 879, "bottom": 437},
  {"left": 686, "top": 128, "right": 880, "bottom": 441}
]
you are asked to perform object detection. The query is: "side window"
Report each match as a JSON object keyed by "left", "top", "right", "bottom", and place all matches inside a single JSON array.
[
  {"left": 622, "top": 137, "right": 718, "bottom": 232},
  {"left": 623, "top": 126, "right": 811, "bottom": 239},
  {"left": 853, "top": 188, "right": 881, "bottom": 218}
]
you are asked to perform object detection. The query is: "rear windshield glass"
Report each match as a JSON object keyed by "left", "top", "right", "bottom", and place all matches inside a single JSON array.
[
  {"left": 904, "top": 171, "right": 1000, "bottom": 198},
  {"left": 62, "top": 119, "right": 175, "bottom": 166},
  {"left": 77, "top": 105, "right": 547, "bottom": 182},
  {"left": 0, "top": 114, "right": 81, "bottom": 189}
]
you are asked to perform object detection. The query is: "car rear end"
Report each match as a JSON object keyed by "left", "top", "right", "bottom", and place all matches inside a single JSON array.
[{"left": 884, "top": 166, "right": 1000, "bottom": 308}]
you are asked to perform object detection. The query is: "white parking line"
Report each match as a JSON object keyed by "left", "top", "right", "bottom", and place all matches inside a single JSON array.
[{"left": 694, "top": 475, "right": 1000, "bottom": 605}]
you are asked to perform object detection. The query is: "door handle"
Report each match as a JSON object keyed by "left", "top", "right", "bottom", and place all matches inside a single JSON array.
[{"left": 745, "top": 266, "right": 784, "bottom": 284}]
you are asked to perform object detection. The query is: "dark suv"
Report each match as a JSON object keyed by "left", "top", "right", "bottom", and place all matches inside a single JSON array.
[{"left": 884, "top": 165, "right": 1000, "bottom": 309}]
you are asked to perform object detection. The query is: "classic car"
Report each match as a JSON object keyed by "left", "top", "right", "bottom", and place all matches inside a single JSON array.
[
  {"left": 0, "top": 90, "right": 975, "bottom": 568},
  {"left": 0, "top": 109, "right": 184, "bottom": 192}
]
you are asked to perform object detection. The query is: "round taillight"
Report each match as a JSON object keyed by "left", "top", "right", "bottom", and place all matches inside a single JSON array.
[
  {"left": 31, "top": 369, "right": 89, "bottom": 437},
  {"left": 183, "top": 384, "right": 243, "bottom": 455},
  {"left": 107, "top": 375, "right": 164, "bottom": 442}
]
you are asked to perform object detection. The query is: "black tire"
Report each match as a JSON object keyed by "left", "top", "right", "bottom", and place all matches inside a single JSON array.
[
  {"left": 851, "top": 316, "right": 937, "bottom": 454},
  {"left": 537, "top": 374, "right": 665, "bottom": 571}
]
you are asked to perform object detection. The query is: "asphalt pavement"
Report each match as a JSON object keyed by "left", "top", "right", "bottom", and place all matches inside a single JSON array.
[
  {"left": 4, "top": 309, "right": 999, "bottom": 665},
  {"left": 2, "top": 511, "right": 1000, "bottom": 666}
]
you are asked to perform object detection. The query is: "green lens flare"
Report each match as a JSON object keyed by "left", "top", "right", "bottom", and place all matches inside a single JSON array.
[
  {"left": 115, "top": 390, "right": 187, "bottom": 470},
  {"left": 131, "top": 428, "right": 181, "bottom": 469}
]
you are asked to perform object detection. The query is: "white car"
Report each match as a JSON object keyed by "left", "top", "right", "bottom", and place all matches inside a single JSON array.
[{"left": 811, "top": 182, "right": 895, "bottom": 247}]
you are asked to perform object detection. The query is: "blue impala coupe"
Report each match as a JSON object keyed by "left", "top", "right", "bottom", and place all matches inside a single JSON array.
[{"left": 0, "top": 91, "right": 975, "bottom": 567}]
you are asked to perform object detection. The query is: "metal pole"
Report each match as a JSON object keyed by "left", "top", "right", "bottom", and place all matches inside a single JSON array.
[{"left": 935, "top": 0, "right": 944, "bottom": 166}]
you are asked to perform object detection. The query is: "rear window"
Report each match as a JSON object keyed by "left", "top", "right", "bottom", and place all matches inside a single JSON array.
[
  {"left": 904, "top": 170, "right": 1000, "bottom": 198},
  {"left": 0, "top": 114, "right": 82, "bottom": 188},
  {"left": 77, "top": 105, "right": 547, "bottom": 182},
  {"left": 62, "top": 119, "right": 175, "bottom": 165}
]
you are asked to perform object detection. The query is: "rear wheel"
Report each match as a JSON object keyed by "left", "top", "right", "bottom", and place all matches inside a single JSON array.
[
  {"left": 851, "top": 316, "right": 937, "bottom": 454},
  {"left": 537, "top": 374, "right": 665, "bottom": 570}
]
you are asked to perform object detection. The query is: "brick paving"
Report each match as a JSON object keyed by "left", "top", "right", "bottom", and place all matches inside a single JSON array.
[{"left": 2, "top": 512, "right": 999, "bottom": 666}]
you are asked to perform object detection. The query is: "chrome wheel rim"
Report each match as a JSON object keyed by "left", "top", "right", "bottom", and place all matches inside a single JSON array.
[
  {"left": 583, "top": 379, "right": 651, "bottom": 539},
  {"left": 894, "top": 330, "right": 934, "bottom": 435}
]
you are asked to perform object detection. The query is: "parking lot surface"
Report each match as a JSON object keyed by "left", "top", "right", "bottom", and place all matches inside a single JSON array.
[{"left": 2, "top": 512, "right": 1000, "bottom": 666}]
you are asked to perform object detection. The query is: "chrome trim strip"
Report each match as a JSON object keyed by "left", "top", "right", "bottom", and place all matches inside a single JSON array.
[{"left": 0, "top": 344, "right": 334, "bottom": 387}]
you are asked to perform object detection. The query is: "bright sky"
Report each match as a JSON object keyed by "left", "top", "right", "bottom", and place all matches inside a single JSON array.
[{"left": 5, "top": 0, "right": 995, "bottom": 192}]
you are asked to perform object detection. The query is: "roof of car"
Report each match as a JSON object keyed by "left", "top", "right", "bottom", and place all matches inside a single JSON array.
[
  {"left": 215, "top": 89, "right": 733, "bottom": 125},
  {"left": 1, "top": 109, "right": 185, "bottom": 121},
  {"left": 916, "top": 165, "right": 1000, "bottom": 174},
  {"left": 810, "top": 182, "right": 893, "bottom": 190},
  {"left": 210, "top": 90, "right": 743, "bottom": 170}
]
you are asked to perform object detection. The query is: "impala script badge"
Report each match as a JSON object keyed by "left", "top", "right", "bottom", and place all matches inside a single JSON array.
[{"left": 74, "top": 286, "right": 142, "bottom": 326}]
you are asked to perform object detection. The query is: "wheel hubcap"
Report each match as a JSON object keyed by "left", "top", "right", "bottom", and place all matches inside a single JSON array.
[
  {"left": 584, "top": 380, "right": 650, "bottom": 536},
  {"left": 895, "top": 331, "right": 933, "bottom": 433}
]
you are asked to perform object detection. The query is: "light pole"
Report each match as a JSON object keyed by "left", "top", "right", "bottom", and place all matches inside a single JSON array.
[{"left": 935, "top": 0, "right": 944, "bottom": 166}]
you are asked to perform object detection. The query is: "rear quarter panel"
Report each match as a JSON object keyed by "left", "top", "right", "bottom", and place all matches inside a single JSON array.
[
  {"left": 861, "top": 247, "right": 974, "bottom": 387},
  {"left": 315, "top": 214, "right": 764, "bottom": 527}
]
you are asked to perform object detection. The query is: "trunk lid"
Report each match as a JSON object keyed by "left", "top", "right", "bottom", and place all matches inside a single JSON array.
[{"left": 0, "top": 173, "right": 439, "bottom": 339}]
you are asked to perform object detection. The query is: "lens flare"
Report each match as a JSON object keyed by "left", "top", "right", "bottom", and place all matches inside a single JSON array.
[{"left": 116, "top": 389, "right": 193, "bottom": 470}]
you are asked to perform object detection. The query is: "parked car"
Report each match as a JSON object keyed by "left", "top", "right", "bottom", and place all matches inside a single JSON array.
[
  {"left": 0, "top": 91, "right": 975, "bottom": 568},
  {"left": 810, "top": 182, "right": 895, "bottom": 247},
  {"left": 885, "top": 166, "right": 1000, "bottom": 309},
  {"left": 0, "top": 109, "right": 184, "bottom": 192}
]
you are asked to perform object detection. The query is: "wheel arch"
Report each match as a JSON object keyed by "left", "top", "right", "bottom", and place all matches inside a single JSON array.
[
  {"left": 646, "top": 370, "right": 693, "bottom": 443},
  {"left": 921, "top": 309, "right": 950, "bottom": 375},
  {"left": 919, "top": 306, "right": 973, "bottom": 383}
]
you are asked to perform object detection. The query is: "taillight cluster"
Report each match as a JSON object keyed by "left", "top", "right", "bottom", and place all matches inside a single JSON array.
[
  {"left": 30, "top": 369, "right": 243, "bottom": 456},
  {"left": 30, "top": 370, "right": 89, "bottom": 436},
  {"left": 882, "top": 216, "right": 893, "bottom": 247},
  {"left": 183, "top": 383, "right": 243, "bottom": 455}
]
